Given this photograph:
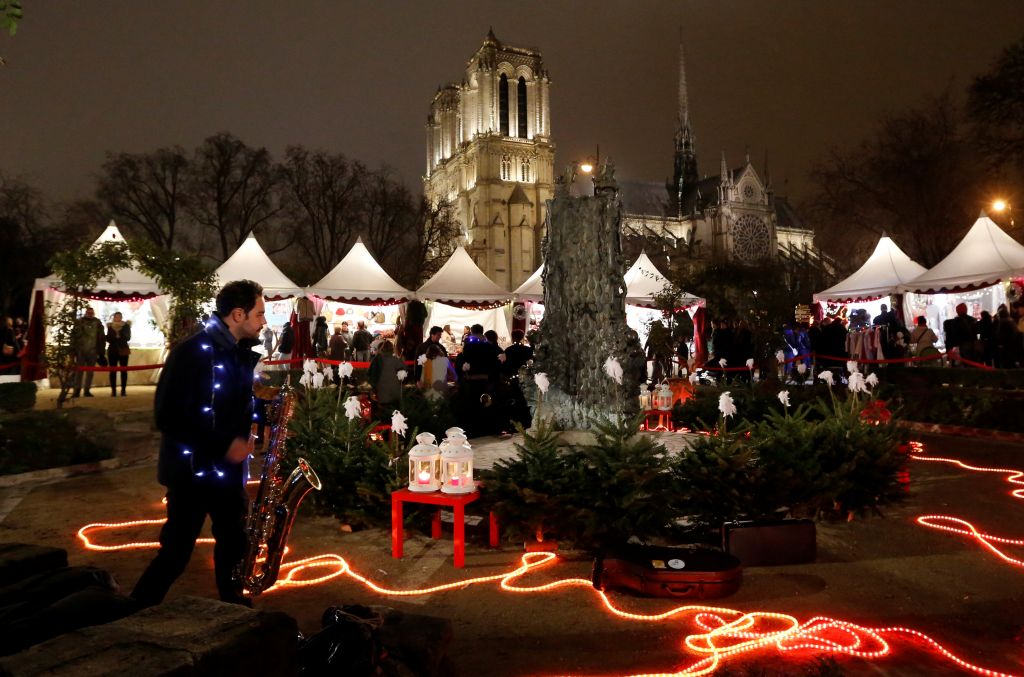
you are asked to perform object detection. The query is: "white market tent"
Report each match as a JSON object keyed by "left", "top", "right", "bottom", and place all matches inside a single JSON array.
[
  {"left": 215, "top": 234, "right": 303, "bottom": 300},
  {"left": 624, "top": 251, "right": 703, "bottom": 308},
  {"left": 306, "top": 237, "right": 412, "bottom": 303},
  {"left": 898, "top": 213, "right": 1024, "bottom": 293},
  {"left": 814, "top": 235, "right": 927, "bottom": 303},
  {"left": 513, "top": 265, "right": 544, "bottom": 303},
  {"left": 28, "top": 221, "right": 169, "bottom": 383},
  {"left": 513, "top": 253, "right": 704, "bottom": 309},
  {"left": 417, "top": 246, "right": 512, "bottom": 305},
  {"left": 418, "top": 246, "right": 512, "bottom": 344}
]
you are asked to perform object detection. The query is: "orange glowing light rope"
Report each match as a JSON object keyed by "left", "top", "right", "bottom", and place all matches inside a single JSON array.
[
  {"left": 908, "top": 444, "right": 1024, "bottom": 569},
  {"left": 76, "top": 515, "right": 1018, "bottom": 676},
  {"left": 74, "top": 440, "right": 1024, "bottom": 677}
]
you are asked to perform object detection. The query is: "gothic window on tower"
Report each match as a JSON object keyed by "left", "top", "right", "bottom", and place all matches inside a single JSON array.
[
  {"left": 499, "top": 74, "right": 510, "bottom": 136},
  {"left": 517, "top": 76, "right": 528, "bottom": 138},
  {"left": 501, "top": 155, "right": 512, "bottom": 181},
  {"left": 520, "top": 157, "right": 531, "bottom": 182}
]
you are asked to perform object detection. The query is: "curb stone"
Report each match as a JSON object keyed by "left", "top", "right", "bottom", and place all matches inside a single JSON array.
[{"left": 899, "top": 420, "right": 1024, "bottom": 443}]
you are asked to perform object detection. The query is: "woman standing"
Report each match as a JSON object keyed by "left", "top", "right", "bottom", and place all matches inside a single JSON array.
[{"left": 106, "top": 311, "right": 132, "bottom": 396}]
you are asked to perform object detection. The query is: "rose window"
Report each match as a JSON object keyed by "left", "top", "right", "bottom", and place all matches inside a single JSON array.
[{"left": 732, "top": 215, "right": 770, "bottom": 261}]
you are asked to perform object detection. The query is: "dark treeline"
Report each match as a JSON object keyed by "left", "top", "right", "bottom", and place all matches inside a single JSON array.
[
  {"left": 1, "top": 132, "right": 460, "bottom": 317},
  {"left": 806, "top": 35, "right": 1024, "bottom": 271}
]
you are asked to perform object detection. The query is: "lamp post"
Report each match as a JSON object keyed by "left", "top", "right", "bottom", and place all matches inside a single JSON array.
[{"left": 991, "top": 199, "right": 1014, "bottom": 228}]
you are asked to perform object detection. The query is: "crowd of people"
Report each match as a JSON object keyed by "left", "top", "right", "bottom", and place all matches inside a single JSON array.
[{"left": 0, "top": 315, "right": 27, "bottom": 376}]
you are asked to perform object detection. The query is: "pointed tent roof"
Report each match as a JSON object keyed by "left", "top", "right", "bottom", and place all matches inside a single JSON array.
[
  {"left": 306, "top": 237, "right": 412, "bottom": 303},
  {"left": 899, "top": 213, "right": 1024, "bottom": 293},
  {"left": 85, "top": 221, "right": 165, "bottom": 297},
  {"left": 513, "top": 265, "right": 545, "bottom": 302},
  {"left": 514, "top": 254, "right": 704, "bottom": 309},
  {"left": 624, "top": 251, "right": 703, "bottom": 308},
  {"left": 214, "top": 234, "right": 303, "bottom": 300},
  {"left": 416, "top": 246, "right": 511, "bottom": 306},
  {"left": 814, "top": 235, "right": 927, "bottom": 303}
]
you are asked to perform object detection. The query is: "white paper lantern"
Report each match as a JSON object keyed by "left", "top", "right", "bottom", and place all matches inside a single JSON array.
[
  {"left": 440, "top": 434, "right": 475, "bottom": 495},
  {"left": 408, "top": 432, "right": 440, "bottom": 492},
  {"left": 638, "top": 386, "right": 652, "bottom": 411}
]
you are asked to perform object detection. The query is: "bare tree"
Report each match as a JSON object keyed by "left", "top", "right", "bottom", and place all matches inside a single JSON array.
[
  {"left": 0, "top": 173, "right": 50, "bottom": 314},
  {"left": 360, "top": 167, "right": 418, "bottom": 273},
  {"left": 807, "top": 92, "right": 992, "bottom": 268},
  {"left": 968, "top": 35, "right": 1024, "bottom": 177},
  {"left": 279, "top": 146, "right": 364, "bottom": 280},
  {"left": 404, "top": 197, "right": 460, "bottom": 288},
  {"left": 187, "top": 132, "right": 284, "bottom": 260},
  {"left": 97, "top": 146, "right": 190, "bottom": 250}
]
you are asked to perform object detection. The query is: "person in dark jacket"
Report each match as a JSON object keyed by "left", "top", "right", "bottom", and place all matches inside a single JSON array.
[
  {"left": 105, "top": 312, "right": 132, "bottom": 397},
  {"left": 313, "top": 316, "right": 329, "bottom": 356},
  {"left": 131, "top": 280, "right": 265, "bottom": 608}
]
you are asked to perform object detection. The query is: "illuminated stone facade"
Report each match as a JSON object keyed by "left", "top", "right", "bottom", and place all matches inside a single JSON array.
[{"left": 424, "top": 30, "right": 554, "bottom": 290}]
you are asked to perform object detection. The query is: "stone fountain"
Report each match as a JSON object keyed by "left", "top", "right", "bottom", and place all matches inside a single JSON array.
[{"left": 528, "top": 161, "right": 645, "bottom": 429}]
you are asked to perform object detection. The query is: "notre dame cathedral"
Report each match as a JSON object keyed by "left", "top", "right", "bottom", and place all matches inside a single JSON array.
[{"left": 424, "top": 30, "right": 827, "bottom": 289}]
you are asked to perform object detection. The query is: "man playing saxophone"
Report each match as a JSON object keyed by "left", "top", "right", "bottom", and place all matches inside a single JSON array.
[{"left": 132, "top": 280, "right": 265, "bottom": 608}]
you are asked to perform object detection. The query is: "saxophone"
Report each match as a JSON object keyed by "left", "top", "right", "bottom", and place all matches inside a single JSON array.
[{"left": 235, "top": 380, "right": 322, "bottom": 597}]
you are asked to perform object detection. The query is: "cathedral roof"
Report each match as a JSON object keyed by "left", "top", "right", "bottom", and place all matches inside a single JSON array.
[
  {"left": 507, "top": 184, "right": 533, "bottom": 206},
  {"left": 618, "top": 180, "right": 669, "bottom": 216},
  {"left": 774, "top": 196, "right": 807, "bottom": 231}
]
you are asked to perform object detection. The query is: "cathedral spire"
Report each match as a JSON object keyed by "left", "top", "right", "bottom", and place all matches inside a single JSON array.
[
  {"left": 668, "top": 29, "right": 698, "bottom": 218},
  {"left": 720, "top": 151, "right": 730, "bottom": 184},
  {"left": 763, "top": 150, "right": 772, "bottom": 191}
]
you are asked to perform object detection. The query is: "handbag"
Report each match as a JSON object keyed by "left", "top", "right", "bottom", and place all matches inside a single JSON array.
[{"left": 117, "top": 345, "right": 130, "bottom": 357}]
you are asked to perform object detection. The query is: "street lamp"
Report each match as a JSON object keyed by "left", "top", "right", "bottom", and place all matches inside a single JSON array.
[{"left": 991, "top": 199, "right": 1014, "bottom": 228}]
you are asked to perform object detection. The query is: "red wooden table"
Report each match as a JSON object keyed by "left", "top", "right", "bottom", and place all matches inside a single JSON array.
[{"left": 391, "top": 487, "right": 499, "bottom": 568}]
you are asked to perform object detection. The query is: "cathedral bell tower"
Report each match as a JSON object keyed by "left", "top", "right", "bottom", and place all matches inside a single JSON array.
[{"left": 424, "top": 29, "right": 555, "bottom": 290}]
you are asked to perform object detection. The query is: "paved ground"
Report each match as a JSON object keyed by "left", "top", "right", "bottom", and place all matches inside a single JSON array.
[{"left": 7, "top": 387, "right": 1024, "bottom": 676}]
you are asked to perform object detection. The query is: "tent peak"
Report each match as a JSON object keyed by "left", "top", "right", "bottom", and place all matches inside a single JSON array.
[{"left": 978, "top": 209, "right": 989, "bottom": 219}]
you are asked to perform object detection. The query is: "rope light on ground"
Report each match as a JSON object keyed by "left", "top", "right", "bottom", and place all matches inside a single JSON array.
[{"left": 74, "top": 440, "right": 1023, "bottom": 677}]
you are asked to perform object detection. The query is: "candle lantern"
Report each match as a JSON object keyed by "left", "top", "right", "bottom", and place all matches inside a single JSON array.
[
  {"left": 440, "top": 434, "right": 475, "bottom": 494},
  {"left": 638, "top": 386, "right": 652, "bottom": 411},
  {"left": 407, "top": 432, "right": 440, "bottom": 492},
  {"left": 653, "top": 382, "right": 674, "bottom": 411}
]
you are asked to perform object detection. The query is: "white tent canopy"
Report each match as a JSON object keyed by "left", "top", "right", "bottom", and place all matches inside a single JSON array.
[
  {"left": 898, "top": 213, "right": 1024, "bottom": 293},
  {"left": 37, "top": 221, "right": 165, "bottom": 298},
  {"left": 814, "top": 235, "right": 927, "bottom": 303},
  {"left": 306, "top": 237, "right": 412, "bottom": 303},
  {"left": 513, "top": 265, "right": 544, "bottom": 302},
  {"left": 624, "top": 251, "right": 703, "bottom": 308},
  {"left": 215, "top": 234, "right": 303, "bottom": 300},
  {"left": 416, "top": 246, "right": 511, "bottom": 305}
]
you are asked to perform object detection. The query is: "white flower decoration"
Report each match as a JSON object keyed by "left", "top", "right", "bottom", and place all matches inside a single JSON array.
[
  {"left": 796, "top": 363, "right": 807, "bottom": 375},
  {"left": 344, "top": 395, "right": 362, "bottom": 420},
  {"left": 391, "top": 410, "right": 408, "bottom": 438},
  {"left": 818, "top": 370, "right": 835, "bottom": 387},
  {"left": 719, "top": 358, "right": 728, "bottom": 368},
  {"left": 417, "top": 354, "right": 427, "bottom": 365},
  {"left": 688, "top": 372, "right": 700, "bottom": 385},
  {"left": 775, "top": 350, "right": 785, "bottom": 363},
  {"left": 603, "top": 356, "right": 623, "bottom": 385},
  {"left": 778, "top": 390, "right": 790, "bottom": 408},
  {"left": 865, "top": 373, "right": 879, "bottom": 388},
  {"left": 396, "top": 369, "right": 408, "bottom": 381},
  {"left": 718, "top": 391, "right": 737, "bottom": 418},
  {"left": 847, "top": 372, "right": 869, "bottom": 394},
  {"left": 846, "top": 360, "right": 859, "bottom": 374},
  {"left": 303, "top": 359, "right": 317, "bottom": 375},
  {"left": 311, "top": 372, "right": 324, "bottom": 389},
  {"left": 339, "top": 362, "right": 354, "bottom": 378},
  {"left": 746, "top": 358, "right": 755, "bottom": 369},
  {"left": 298, "top": 372, "right": 311, "bottom": 387},
  {"left": 534, "top": 372, "right": 550, "bottom": 394}
]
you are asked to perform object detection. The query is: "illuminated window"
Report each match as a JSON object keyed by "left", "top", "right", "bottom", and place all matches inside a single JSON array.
[
  {"left": 499, "top": 74, "right": 509, "bottom": 136},
  {"left": 517, "top": 76, "right": 527, "bottom": 138},
  {"left": 520, "top": 157, "right": 531, "bottom": 182}
]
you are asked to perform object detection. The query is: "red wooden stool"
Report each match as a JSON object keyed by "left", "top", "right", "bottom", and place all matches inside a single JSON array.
[{"left": 391, "top": 487, "right": 499, "bottom": 568}]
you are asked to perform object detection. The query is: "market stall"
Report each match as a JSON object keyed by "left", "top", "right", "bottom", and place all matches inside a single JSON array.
[
  {"left": 417, "top": 247, "right": 512, "bottom": 347},
  {"left": 898, "top": 213, "right": 1024, "bottom": 345},
  {"left": 26, "top": 221, "right": 168, "bottom": 384}
]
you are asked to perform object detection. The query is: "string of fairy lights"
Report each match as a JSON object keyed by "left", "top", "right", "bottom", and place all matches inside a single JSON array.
[{"left": 74, "top": 441, "right": 1022, "bottom": 676}]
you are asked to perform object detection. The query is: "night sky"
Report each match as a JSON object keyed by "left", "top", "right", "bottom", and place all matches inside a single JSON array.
[{"left": 2, "top": 1, "right": 1022, "bottom": 209}]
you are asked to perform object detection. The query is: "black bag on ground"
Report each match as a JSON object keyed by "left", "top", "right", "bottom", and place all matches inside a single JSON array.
[
  {"left": 592, "top": 545, "right": 742, "bottom": 599},
  {"left": 296, "top": 604, "right": 384, "bottom": 676},
  {"left": 722, "top": 519, "right": 817, "bottom": 566}
]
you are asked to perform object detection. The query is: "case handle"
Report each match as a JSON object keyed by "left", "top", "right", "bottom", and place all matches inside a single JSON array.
[{"left": 661, "top": 583, "right": 698, "bottom": 596}]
